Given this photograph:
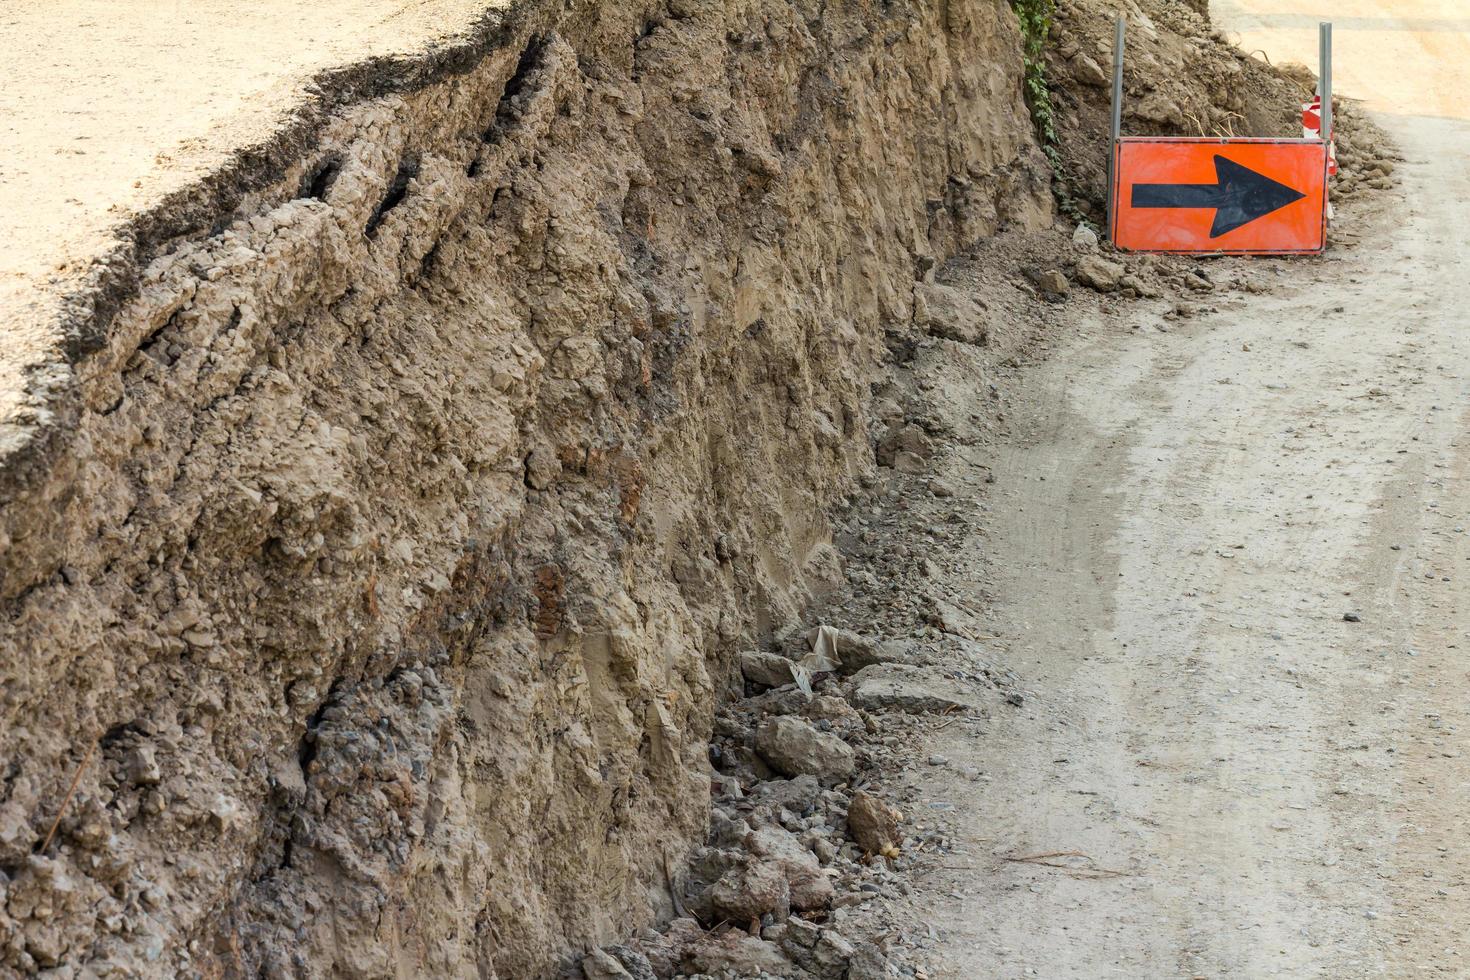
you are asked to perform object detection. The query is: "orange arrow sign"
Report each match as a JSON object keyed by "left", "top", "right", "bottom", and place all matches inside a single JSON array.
[{"left": 1111, "top": 139, "right": 1329, "bottom": 255}]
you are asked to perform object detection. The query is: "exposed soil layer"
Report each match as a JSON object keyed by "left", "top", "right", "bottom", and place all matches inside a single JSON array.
[{"left": 0, "top": 1, "right": 1050, "bottom": 976}]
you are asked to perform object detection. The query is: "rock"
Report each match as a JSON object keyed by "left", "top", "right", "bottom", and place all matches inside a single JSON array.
[
  {"left": 0, "top": 800, "right": 36, "bottom": 859},
  {"left": 1182, "top": 272, "right": 1214, "bottom": 292},
  {"left": 1074, "top": 254, "right": 1125, "bottom": 293},
  {"left": 848, "top": 664, "right": 978, "bottom": 714},
  {"left": 685, "top": 846, "right": 747, "bottom": 900},
  {"left": 744, "top": 687, "right": 813, "bottom": 717},
  {"left": 781, "top": 920, "right": 857, "bottom": 980},
  {"left": 741, "top": 650, "right": 797, "bottom": 688},
  {"left": 706, "top": 861, "right": 790, "bottom": 922},
  {"left": 781, "top": 915, "right": 823, "bottom": 955},
  {"left": 914, "top": 282, "right": 988, "bottom": 345},
  {"left": 685, "top": 933, "right": 802, "bottom": 978},
  {"left": 582, "top": 948, "right": 635, "bottom": 980},
  {"left": 846, "top": 791, "right": 902, "bottom": 854},
  {"left": 709, "top": 808, "right": 752, "bottom": 848},
  {"left": 748, "top": 775, "right": 821, "bottom": 814},
  {"left": 802, "top": 695, "right": 864, "bottom": 735},
  {"left": 126, "top": 744, "right": 162, "bottom": 786},
  {"left": 892, "top": 450, "right": 927, "bottom": 475},
  {"left": 207, "top": 793, "right": 243, "bottom": 833},
  {"left": 1344, "top": 612, "right": 1362, "bottom": 623},
  {"left": 1071, "top": 224, "right": 1099, "bottom": 251},
  {"left": 1036, "top": 269, "right": 1069, "bottom": 299},
  {"left": 928, "top": 477, "right": 957, "bottom": 497},
  {"left": 1117, "top": 273, "right": 1159, "bottom": 299},
  {"left": 755, "top": 717, "right": 856, "bottom": 783},
  {"left": 1133, "top": 90, "right": 1185, "bottom": 126},
  {"left": 747, "top": 825, "right": 834, "bottom": 912},
  {"left": 645, "top": 918, "right": 703, "bottom": 978},
  {"left": 803, "top": 627, "right": 910, "bottom": 674},
  {"left": 524, "top": 447, "right": 562, "bottom": 490},
  {"left": 846, "top": 942, "right": 897, "bottom": 980},
  {"left": 604, "top": 945, "right": 659, "bottom": 980},
  {"left": 1070, "top": 52, "right": 1108, "bottom": 87},
  {"left": 810, "top": 930, "right": 857, "bottom": 979},
  {"left": 875, "top": 424, "right": 933, "bottom": 469}
]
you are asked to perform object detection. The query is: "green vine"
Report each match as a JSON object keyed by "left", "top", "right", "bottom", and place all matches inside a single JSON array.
[
  {"left": 1009, "top": 0, "right": 1084, "bottom": 221},
  {"left": 1012, "top": 0, "right": 1058, "bottom": 144}
]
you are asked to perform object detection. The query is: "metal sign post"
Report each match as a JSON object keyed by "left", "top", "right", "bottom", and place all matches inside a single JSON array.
[
  {"left": 1319, "top": 21, "right": 1333, "bottom": 147},
  {"left": 1106, "top": 15, "right": 1126, "bottom": 239}
]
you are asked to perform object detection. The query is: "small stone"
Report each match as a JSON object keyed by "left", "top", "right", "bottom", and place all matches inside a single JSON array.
[
  {"left": 1074, "top": 254, "right": 1125, "bottom": 292},
  {"left": 748, "top": 775, "right": 822, "bottom": 813},
  {"left": 126, "top": 744, "right": 162, "bottom": 786},
  {"left": 524, "top": 447, "right": 562, "bottom": 490},
  {"left": 706, "top": 861, "right": 790, "bottom": 922},
  {"left": 1118, "top": 274, "right": 1159, "bottom": 298},
  {"left": 710, "top": 809, "right": 752, "bottom": 848},
  {"left": 847, "top": 941, "right": 897, "bottom": 980},
  {"left": 1344, "top": 612, "right": 1362, "bottom": 623},
  {"left": 1037, "top": 269, "right": 1069, "bottom": 299},
  {"left": 604, "top": 946, "right": 658, "bottom": 980},
  {"left": 1072, "top": 224, "right": 1100, "bottom": 251},
  {"left": 581, "top": 948, "right": 635, "bottom": 980},
  {"left": 846, "top": 790, "right": 902, "bottom": 854},
  {"left": 876, "top": 424, "right": 933, "bottom": 468},
  {"left": 914, "top": 282, "right": 988, "bottom": 345},
  {"left": 747, "top": 825, "right": 833, "bottom": 912},
  {"left": 1070, "top": 53, "right": 1108, "bottom": 87},
  {"left": 741, "top": 650, "right": 797, "bottom": 688},
  {"left": 810, "top": 930, "right": 858, "bottom": 978}
]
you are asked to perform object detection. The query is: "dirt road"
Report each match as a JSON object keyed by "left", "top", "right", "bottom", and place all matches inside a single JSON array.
[{"left": 910, "top": 2, "right": 1470, "bottom": 976}]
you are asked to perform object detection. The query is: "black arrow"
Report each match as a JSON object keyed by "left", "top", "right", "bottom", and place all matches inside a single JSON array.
[{"left": 1132, "top": 155, "right": 1307, "bottom": 237}]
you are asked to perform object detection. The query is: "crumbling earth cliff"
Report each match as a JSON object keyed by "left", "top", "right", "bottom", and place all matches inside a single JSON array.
[{"left": 0, "top": 1, "right": 1051, "bottom": 975}]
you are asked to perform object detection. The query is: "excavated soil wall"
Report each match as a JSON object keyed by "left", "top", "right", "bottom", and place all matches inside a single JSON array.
[{"left": 0, "top": 0, "right": 1050, "bottom": 975}]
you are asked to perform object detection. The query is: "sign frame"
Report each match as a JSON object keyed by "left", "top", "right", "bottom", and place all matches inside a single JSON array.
[
  {"left": 1105, "top": 18, "right": 1335, "bottom": 256},
  {"left": 1109, "top": 136, "right": 1330, "bottom": 256}
]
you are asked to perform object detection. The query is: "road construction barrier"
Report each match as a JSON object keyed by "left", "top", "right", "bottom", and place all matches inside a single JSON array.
[{"left": 1106, "top": 19, "right": 1334, "bottom": 256}]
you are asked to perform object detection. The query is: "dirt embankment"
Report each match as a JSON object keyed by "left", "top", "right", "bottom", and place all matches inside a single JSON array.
[
  {"left": 0, "top": 1, "right": 1050, "bottom": 976},
  {"left": 0, "top": 0, "right": 1404, "bottom": 977}
]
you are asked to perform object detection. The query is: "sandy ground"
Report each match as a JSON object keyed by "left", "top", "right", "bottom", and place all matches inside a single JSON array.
[
  {"left": 905, "top": 1, "right": 1470, "bottom": 976},
  {"left": 0, "top": 0, "right": 494, "bottom": 291}
]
